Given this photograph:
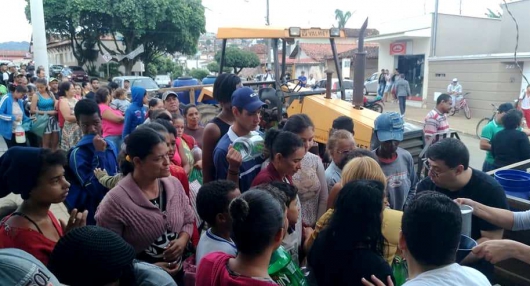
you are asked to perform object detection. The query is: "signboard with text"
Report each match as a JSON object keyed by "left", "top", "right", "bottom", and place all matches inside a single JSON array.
[{"left": 390, "top": 42, "right": 407, "bottom": 55}]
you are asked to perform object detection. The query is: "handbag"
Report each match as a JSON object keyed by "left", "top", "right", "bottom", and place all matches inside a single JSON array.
[{"left": 30, "top": 114, "right": 49, "bottom": 137}]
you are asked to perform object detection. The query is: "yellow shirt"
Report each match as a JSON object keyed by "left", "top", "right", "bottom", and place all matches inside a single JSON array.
[{"left": 308, "top": 208, "right": 403, "bottom": 265}]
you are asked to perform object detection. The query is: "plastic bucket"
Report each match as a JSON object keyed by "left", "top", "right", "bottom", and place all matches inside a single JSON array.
[
  {"left": 494, "top": 169, "right": 530, "bottom": 200},
  {"left": 172, "top": 77, "right": 201, "bottom": 105},
  {"left": 456, "top": 234, "right": 477, "bottom": 263}
]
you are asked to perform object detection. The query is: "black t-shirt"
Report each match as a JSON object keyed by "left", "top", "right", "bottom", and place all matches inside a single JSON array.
[
  {"left": 308, "top": 229, "right": 394, "bottom": 286},
  {"left": 85, "top": 91, "right": 96, "bottom": 101},
  {"left": 416, "top": 169, "right": 508, "bottom": 240},
  {"left": 491, "top": 129, "right": 530, "bottom": 169}
]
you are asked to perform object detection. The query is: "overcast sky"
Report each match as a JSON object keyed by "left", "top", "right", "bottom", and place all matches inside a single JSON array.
[{"left": 1, "top": 0, "right": 507, "bottom": 43}]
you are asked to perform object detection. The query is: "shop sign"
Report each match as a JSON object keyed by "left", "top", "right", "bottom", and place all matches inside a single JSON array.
[{"left": 390, "top": 42, "right": 406, "bottom": 55}]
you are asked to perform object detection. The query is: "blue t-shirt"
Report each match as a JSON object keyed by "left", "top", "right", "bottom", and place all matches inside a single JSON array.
[
  {"left": 298, "top": 75, "right": 307, "bottom": 87},
  {"left": 213, "top": 128, "right": 264, "bottom": 192}
]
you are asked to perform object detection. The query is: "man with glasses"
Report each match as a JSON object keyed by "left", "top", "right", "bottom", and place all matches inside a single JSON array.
[{"left": 415, "top": 138, "right": 508, "bottom": 282}]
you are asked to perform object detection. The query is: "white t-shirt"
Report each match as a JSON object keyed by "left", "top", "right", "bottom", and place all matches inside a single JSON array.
[
  {"left": 196, "top": 228, "right": 237, "bottom": 267},
  {"left": 403, "top": 263, "right": 490, "bottom": 286},
  {"left": 519, "top": 92, "right": 530, "bottom": 109}
]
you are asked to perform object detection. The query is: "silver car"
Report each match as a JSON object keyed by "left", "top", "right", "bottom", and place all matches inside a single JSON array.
[
  {"left": 112, "top": 76, "right": 159, "bottom": 97},
  {"left": 315, "top": 78, "right": 354, "bottom": 101},
  {"left": 364, "top": 72, "right": 380, "bottom": 95}
]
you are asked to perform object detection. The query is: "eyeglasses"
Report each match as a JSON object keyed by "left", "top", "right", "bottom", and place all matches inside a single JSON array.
[
  {"left": 423, "top": 159, "right": 455, "bottom": 178},
  {"left": 337, "top": 149, "right": 352, "bottom": 154}
]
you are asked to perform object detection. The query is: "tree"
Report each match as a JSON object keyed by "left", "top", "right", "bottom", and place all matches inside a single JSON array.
[
  {"left": 334, "top": 9, "right": 354, "bottom": 29},
  {"left": 28, "top": 0, "right": 205, "bottom": 75},
  {"left": 485, "top": 8, "right": 502, "bottom": 19},
  {"left": 25, "top": 0, "right": 110, "bottom": 66},
  {"left": 189, "top": 68, "right": 209, "bottom": 80},
  {"left": 207, "top": 61, "right": 232, "bottom": 74},
  {"left": 214, "top": 47, "right": 260, "bottom": 75},
  {"left": 148, "top": 56, "right": 183, "bottom": 79}
]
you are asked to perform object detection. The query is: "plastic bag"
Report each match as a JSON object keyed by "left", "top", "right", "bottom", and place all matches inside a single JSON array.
[{"left": 392, "top": 255, "right": 408, "bottom": 286}]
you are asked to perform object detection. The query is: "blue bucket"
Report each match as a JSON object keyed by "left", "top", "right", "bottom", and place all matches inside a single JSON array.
[
  {"left": 456, "top": 234, "right": 477, "bottom": 263},
  {"left": 494, "top": 169, "right": 530, "bottom": 200}
]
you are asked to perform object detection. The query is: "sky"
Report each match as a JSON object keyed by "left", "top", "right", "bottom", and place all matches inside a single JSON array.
[{"left": 1, "top": 0, "right": 508, "bottom": 43}]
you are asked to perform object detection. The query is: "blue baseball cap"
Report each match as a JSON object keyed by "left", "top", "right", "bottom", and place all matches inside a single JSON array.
[
  {"left": 374, "top": 112, "right": 404, "bottom": 142},
  {"left": 231, "top": 87, "right": 265, "bottom": 112},
  {"left": 0, "top": 248, "right": 62, "bottom": 285}
]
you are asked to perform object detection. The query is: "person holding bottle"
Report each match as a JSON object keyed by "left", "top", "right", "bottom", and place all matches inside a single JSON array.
[
  {"left": 196, "top": 189, "right": 285, "bottom": 286},
  {"left": 213, "top": 87, "right": 265, "bottom": 193},
  {"left": 0, "top": 85, "right": 31, "bottom": 148}
]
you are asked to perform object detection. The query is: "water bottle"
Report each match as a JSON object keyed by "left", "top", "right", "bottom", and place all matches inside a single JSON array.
[
  {"left": 232, "top": 133, "right": 264, "bottom": 162},
  {"left": 268, "top": 246, "right": 308, "bottom": 286},
  {"left": 15, "top": 122, "right": 26, "bottom": 144}
]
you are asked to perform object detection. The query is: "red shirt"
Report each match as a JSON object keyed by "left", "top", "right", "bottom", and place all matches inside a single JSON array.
[
  {"left": 0, "top": 211, "right": 63, "bottom": 265},
  {"left": 196, "top": 252, "right": 276, "bottom": 286},
  {"left": 251, "top": 162, "right": 293, "bottom": 187}
]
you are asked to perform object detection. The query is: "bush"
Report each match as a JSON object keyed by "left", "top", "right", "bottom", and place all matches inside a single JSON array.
[
  {"left": 189, "top": 68, "right": 209, "bottom": 80},
  {"left": 98, "top": 62, "right": 122, "bottom": 78}
]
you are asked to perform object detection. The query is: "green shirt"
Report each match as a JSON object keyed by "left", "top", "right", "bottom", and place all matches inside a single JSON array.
[{"left": 481, "top": 119, "right": 521, "bottom": 163}]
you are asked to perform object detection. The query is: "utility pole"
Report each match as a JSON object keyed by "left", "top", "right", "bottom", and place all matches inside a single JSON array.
[
  {"left": 432, "top": 0, "right": 439, "bottom": 57},
  {"left": 30, "top": 0, "right": 49, "bottom": 78},
  {"left": 459, "top": 0, "right": 462, "bottom": 15},
  {"left": 266, "top": 0, "right": 271, "bottom": 70}
]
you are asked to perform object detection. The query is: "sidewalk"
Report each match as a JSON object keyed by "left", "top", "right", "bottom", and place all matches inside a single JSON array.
[{"left": 382, "top": 101, "right": 481, "bottom": 136}]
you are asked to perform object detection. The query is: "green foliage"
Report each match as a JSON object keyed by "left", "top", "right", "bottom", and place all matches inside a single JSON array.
[
  {"left": 334, "top": 9, "right": 354, "bottom": 29},
  {"left": 147, "top": 56, "right": 183, "bottom": 79},
  {"left": 214, "top": 47, "right": 260, "bottom": 75},
  {"left": 485, "top": 8, "right": 502, "bottom": 19},
  {"left": 189, "top": 68, "right": 210, "bottom": 80},
  {"left": 207, "top": 61, "right": 219, "bottom": 73},
  {"left": 98, "top": 62, "right": 122, "bottom": 78},
  {"left": 28, "top": 0, "right": 205, "bottom": 74}
]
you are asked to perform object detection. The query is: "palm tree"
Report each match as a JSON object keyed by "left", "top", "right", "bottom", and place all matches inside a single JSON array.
[
  {"left": 484, "top": 8, "right": 502, "bottom": 19},
  {"left": 335, "top": 9, "right": 354, "bottom": 29}
]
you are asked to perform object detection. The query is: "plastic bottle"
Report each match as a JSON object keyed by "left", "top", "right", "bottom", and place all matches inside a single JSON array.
[
  {"left": 232, "top": 133, "right": 264, "bottom": 162},
  {"left": 15, "top": 122, "right": 26, "bottom": 144},
  {"left": 268, "top": 246, "right": 308, "bottom": 286}
]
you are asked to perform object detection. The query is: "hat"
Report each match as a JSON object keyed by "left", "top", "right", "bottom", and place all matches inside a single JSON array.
[
  {"left": 374, "top": 112, "right": 404, "bottom": 142},
  {"left": 162, "top": 90, "right": 178, "bottom": 101},
  {"left": 498, "top": 102, "right": 515, "bottom": 113},
  {"left": 7, "top": 62, "right": 15, "bottom": 67},
  {"left": 231, "top": 87, "right": 265, "bottom": 112},
  {"left": 49, "top": 77, "right": 58, "bottom": 83},
  {"left": 452, "top": 78, "right": 458, "bottom": 82},
  {"left": 0, "top": 147, "right": 43, "bottom": 200},
  {"left": 0, "top": 248, "right": 62, "bottom": 286},
  {"left": 48, "top": 226, "right": 136, "bottom": 286}
]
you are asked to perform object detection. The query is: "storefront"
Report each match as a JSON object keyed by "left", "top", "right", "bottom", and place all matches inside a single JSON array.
[{"left": 366, "top": 27, "right": 431, "bottom": 106}]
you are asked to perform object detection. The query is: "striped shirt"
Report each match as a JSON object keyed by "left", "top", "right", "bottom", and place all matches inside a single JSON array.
[{"left": 424, "top": 108, "right": 450, "bottom": 139}]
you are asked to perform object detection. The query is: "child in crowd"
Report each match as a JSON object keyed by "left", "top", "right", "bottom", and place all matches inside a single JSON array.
[
  {"left": 110, "top": 88, "right": 130, "bottom": 115},
  {"left": 195, "top": 180, "right": 241, "bottom": 267},
  {"left": 196, "top": 189, "right": 285, "bottom": 286},
  {"left": 258, "top": 182, "right": 302, "bottom": 266}
]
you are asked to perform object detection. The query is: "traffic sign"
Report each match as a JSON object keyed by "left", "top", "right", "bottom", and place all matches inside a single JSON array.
[{"left": 102, "top": 53, "right": 112, "bottom": 63}]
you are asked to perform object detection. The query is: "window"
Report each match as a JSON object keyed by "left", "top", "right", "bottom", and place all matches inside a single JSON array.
[{"left": 131, "top": 78, "right": 158, "bottom": 89}]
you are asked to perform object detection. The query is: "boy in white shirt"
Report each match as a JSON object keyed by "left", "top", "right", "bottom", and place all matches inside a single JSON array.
[
  {"left": 363, "top": 191, "right": 490, "bottom": 286},
  {"left": 195, "top": 180, "right": 241, "bottom": 266}
]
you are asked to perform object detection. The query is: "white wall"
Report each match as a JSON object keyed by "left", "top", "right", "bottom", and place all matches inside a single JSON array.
[
  {"left": 520, "top": 61, "right": 530, "bottom": 95},
  {"left": 435, "top": 14, "right": 501, "bottom": 56},
  {"left": 499, "top": 0, "right": 530, "bottom": 54},
  {"left": 376, "top": 40, "right": 396, "bottom": 71}
]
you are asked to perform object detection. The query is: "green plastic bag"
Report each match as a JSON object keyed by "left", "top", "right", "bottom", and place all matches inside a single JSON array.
[
  {"left": 189, "top": 167, "right": 203, "bottom": 185},
  {"left": 30, "top": 114, "right": 49, "bottom": 137},
  {"left": 392, "top": 255, "right": 408, "bottom": 286}
]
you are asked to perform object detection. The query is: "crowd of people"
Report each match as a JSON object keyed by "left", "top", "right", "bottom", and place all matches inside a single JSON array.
[{"left": 0, "top": 66, "right": 529, "bottom": 286}]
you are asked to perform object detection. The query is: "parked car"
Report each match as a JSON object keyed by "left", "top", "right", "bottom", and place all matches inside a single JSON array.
[
  {"left": 68, "top": 66, "right": 89, "bottom": 82},
  {"left": 154, "top": 75, "right": 171, "bottom": 88},
  {"left": 49, "top": 65, "right": 63, "bottom": 77},
  {"left": 315, "top": 78, "right": 354, "bottom": 101},
  {"left": 113, "top": 76, "right": 159, "bottom": 98},
  {"left": 364, "top": 72, "right": 381, "bottom": 95}
]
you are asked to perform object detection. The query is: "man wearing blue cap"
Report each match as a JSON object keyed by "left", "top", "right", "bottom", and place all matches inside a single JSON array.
[
  {"left": 372, "top": 112, "right": 416, "bottom": 211},
  {"left": 213, "top": 87, "right": 265, "bottom": 192}
]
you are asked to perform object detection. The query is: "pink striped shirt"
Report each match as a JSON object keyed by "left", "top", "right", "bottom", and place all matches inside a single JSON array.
[
  {"left": 95, "top": 174, "right": 195, "bottom": 253},
  {"left": 424, "top": 108, "right": 450, "bottom": 138}
]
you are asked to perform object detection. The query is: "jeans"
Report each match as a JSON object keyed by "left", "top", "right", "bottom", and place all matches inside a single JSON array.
[
  {"left": 377, "top": 84, "right": 386, "bottom": 97},
  {"left": 398, "top": 96, "right": 407, "bottom": 115},
  {"left": 105, "top": 135, "right": 123, "bottom": 151},
  {"left": 482, "top": 160, "right": 496, "bottom": 172}
]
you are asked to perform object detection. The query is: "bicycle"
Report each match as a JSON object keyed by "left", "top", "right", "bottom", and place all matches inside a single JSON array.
[
  {"left": 449, "top": 92, "right": 471, "bottom": 119},
  {"left": 475, "top": 103, "right": 497, "bottom": 139}
]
